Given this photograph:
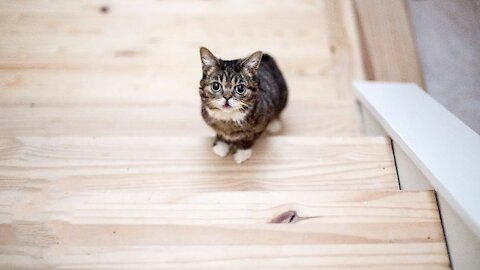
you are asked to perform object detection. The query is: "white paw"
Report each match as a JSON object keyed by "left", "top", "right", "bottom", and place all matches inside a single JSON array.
[
  {"left": 213, "top": 141, "right": 229, "bottom": 158},
  {"left": 233, "top": 149, "right": 252, "bottom": 164},
  {"left": 267, "top": 119, "right": 282, "bottom": 134}
]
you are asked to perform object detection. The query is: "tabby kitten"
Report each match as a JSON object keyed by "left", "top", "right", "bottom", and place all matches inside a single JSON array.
[{"left": 199, "top": 47, "right": 288, "bottom": 163}]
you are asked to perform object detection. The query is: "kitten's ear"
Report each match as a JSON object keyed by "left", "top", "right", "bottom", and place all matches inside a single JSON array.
[
  {"left": 200, "top": 47, "right": 219, "bottom": 69},
  {"left": 241, "top": 51, "right": 263, "bottom": 72}
]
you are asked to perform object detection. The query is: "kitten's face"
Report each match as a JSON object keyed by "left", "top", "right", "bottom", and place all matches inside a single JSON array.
[
  {"left": 202, "top": 66, "right": 253, "bottom": 112},
  {"left": 199, "top": 47, "right": 262, "bottom": 120}
]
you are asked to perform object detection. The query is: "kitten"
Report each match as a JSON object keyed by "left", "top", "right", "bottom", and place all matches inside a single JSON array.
[{"left": 199, "top": 47, "right": 288, "bottom": 163}]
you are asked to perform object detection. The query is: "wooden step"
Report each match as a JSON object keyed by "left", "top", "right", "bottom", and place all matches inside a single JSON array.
[
  {"left": 0, "top": 61, "right": 362, "bottom": 137},
  {"left": 0, "top": 0, "right": 365, "bottom": 136},
  {"left": 1, "top": 190, "right": 438, "bottom": 224},
  {"left": 0, "top": 1, "right": 448, "bottom": 269},
  {"left": 0, "top": 69, "right": 360, "bottom": 136},
  {"left": 0, "top": 244, "right": 450, "bottom": 270},
  {"left": 0, "top": 136, "right": 398, "bottom": 192},
  {"left": 0, "top": 98, "right": 360, "bottom": 137},
  {"left": 0, "top": 70, "right": 352, "bottom": 105},
  {"left": 0, "top": 1, "right": 339, "bottom": 73},
  {"left": 0, "top": 191, "right": 449, "bottom": 269}
]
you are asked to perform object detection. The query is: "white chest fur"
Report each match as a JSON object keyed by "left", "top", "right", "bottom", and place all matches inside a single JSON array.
[{"left": 205, "top": 108, "right": 246, "bottom": 124}]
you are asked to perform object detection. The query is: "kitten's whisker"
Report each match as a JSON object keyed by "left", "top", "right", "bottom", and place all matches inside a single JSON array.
[
  {"left": 239, "top": 102, "right": 252, "bottom": 109},
  {"left": 207, "top": 100, "right": 220, "bottom": 108}
]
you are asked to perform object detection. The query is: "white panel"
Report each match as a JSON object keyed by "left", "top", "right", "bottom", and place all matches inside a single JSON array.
[
  {"left": 391, "top": 139, "right": 480, "bottom": 269},
  {"left": 438, "top": 196, "right": 480, "bottom": 269},
  {"left": 354, "top": 81, "right": 480, "bottom": 238},
  {"left": 359, "top": 104, "right": 388, "bottom": 136},
  {"left": 393, "top": 142, "right": 432, "bottom": 190}
]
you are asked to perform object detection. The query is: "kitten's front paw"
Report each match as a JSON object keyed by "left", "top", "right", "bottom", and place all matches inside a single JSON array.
[
  {"left": 213, "top": 141, "right": 230, "bottom": 158},
  {"left": 233, "top": 149, "right": 252, "bottom": 164}
]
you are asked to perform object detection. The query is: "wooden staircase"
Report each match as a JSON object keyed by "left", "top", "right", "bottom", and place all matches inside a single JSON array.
[{"left": 0, "top": 0, "right": 450, "bottom": 269}]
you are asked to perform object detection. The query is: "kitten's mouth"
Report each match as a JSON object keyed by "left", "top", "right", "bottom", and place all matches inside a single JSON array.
[{"left": 222, "top": 103, "right": 231, "bottom": 109}]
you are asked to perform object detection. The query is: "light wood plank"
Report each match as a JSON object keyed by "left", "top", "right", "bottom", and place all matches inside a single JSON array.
[
  {"left": 353, "top": 0, "right": 425, "bottom": 87},
  {"left": 0, "top": 190, "right": 448, "bottom": 269},
  {"left": 0, "top": 136, "right": 398, "bottom": 192},
  {"left": 0, "top": 0, "right": 325, "bottom": 14},
  {"left": 0, "top": 104, "right": 360, "bottom": 137},
  {"left": 0, "top": 69, "right": 361, "bottom": 137},
  {"left": 0, "top": 1, "right": 445, "bottom": 268},
  {"left": 0, "top": 70, "right": 345, "bottom": 105},
  {"left": 0, "top": 1, "right": 330, "bottom": 73},
  {"left": 0, "top": 0, "right": 365, "bottom": 136},
  {"left": 0, "top": 244, "right": 450, "bottom": 270},
  {"left": 324, "top": 0, "right": 366, "bottom": 99},
  {"left": 0, "top": 191, "right": 438, "bottom": 224},
  {"left": 0, "top": 222, "right": 445, "bottom": 246}
]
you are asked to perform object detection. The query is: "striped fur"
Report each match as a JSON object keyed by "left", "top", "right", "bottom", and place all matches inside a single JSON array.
[{"left": 199, "top": 47, "right": 288, "bottom": 157}]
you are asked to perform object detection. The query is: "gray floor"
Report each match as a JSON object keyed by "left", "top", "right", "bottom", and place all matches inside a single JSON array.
[{"left": 407, "top": 0, "right": 480, "bottom": 134}]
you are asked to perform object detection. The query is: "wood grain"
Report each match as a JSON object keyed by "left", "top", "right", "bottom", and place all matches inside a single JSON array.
[
  {"left": 0, "top": 191, "right": 449, "bottom": 269},
  {"left": 0, "top": 222, "right": 444, "bottom": 246},
  {"left": 0, "top": 0, "right": 446, "bottom": 268},
  {"left": 0, "top": 104, "right": 361, "bottom": 137},
  {"left": 0, "top": 70, "right": 341, "bottom": 105},
  {"left": 0, "top": 1, "right": 330, "bottom": 71},
  {"left": 0, "top": 0, "right": 364, "bottom": 136},
  {"left": 353, "top": 0, "right": 425, "bottom": 87},
  {"left": 0, "top": 244, "right": 450, "bottom": 269},
  {"left": 0, "top": 136, "right": 398, "bottom": 192},
  {"left": 0, "top": 191, "right": 439, "bottom": 224},
  {"left": 324, "top": 0, "right": 366, "bottom": 99}
]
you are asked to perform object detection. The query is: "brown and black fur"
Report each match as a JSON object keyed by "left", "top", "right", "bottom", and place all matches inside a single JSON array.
[{"left": 199, "top": 47, "right": 288, "bottom": 154}]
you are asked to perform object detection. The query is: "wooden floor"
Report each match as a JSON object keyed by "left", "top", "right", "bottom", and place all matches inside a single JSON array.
[
  {"left": 0, "top": 191, "right": 448, "bottom": 269},
  {"left": 0, "top": 0, "right": 365, "bottom": 136},
  {"left": 0, "top": 0, "right": 450, "bottom": 268}
]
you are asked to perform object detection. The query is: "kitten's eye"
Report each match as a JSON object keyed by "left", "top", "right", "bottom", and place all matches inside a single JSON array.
[
  {"left": 211, "top": 82, "right": 222, "bottom": 92},
  {"left": 235, "top": 85, "right": 246, "bottom": 95}
]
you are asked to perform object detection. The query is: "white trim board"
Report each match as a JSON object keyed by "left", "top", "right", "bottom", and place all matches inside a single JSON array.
[{"left": 354, "top": 81, "right": 480, "bottom": 238}]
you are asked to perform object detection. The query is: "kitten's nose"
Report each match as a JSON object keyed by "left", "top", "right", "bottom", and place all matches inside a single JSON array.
[{"left": 223, "top": 93, "right": 232, "bottom": 100}]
